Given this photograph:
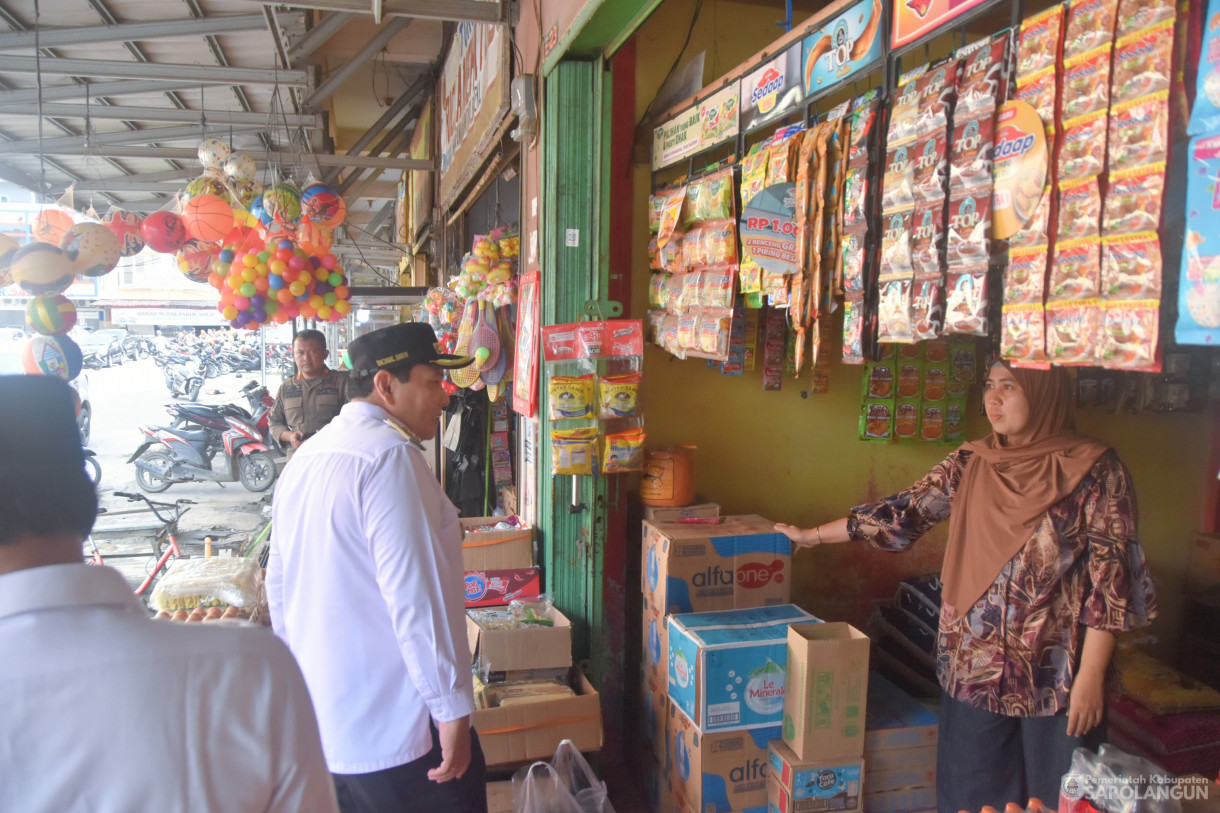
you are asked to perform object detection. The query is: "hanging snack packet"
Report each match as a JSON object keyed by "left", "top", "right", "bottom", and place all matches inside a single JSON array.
[
  {"left": 1049, "top": 236, "right": 1103, "bottom": 300},
  {"left": 1006, "top": 246, "right": 1049, "bottom": 304},
  {"left": 739, "top": 260, "right": 762, "bottom": 294},
  {"left": 914, "top": 58, "right": 959, "bottom": 136},
  {"left": 1112, "top": 20, "right": 1174, "bottom": 105},
  {"left": 944, "top": 401, "right": 967, "bottom": 443},
  {"left": 1057, "top": 177, "right": 1102, "bottom": 241},
  {"left": 920, "top": 404, "right": 946, "bottom": 442},
  {"left": 740, "top": 142, "right": 771, "bottom": 206},
  {"left": 843, "top": 165, "right": 870, "bottom": 232},
  {"left": 950, "top": 115, "right": 995, "bottom": 194},
  {"left": 1058, "top": 111, "right": 1108, "bottom": 181},
  {"left": 1061, "top": 46, "right": 1112, "bottom": 120},
  {"left": 549, "top": 375, "right": 596, "bottom": 420},
  {"left": 677, "top": 312, "right": 699, "bottom": 351},
  {"left": 657, "top": 187, "right": 686, "bottom": 248},
  {"left": 910, "top": 273, "right": 944, "bottom": 341},
  {"left": 1117, "top": 0, "right": 1175, "bottom": 37},
  {"left": 848, "top": 92, "right": 881, "bottom": 164},
  {"left": 878, "top": 278, "right": 916, "bottom": 344},
  {"left": 1002, "top": 303, "right": 1048, "bottom": 361},
  {"left": 1017, "top": 6, "right": 1064, "bottom": 77},
  {"left": 842, "top": 233, "right": 867, "bottom": 296},
  {"left": 682, "top": 178, "right": 704, "bottom": 230},
  {"left": 701, "top": 264, "right": 736, "bottom": 310},
  {"left": 679, "top": 271, "right": 704, "bottom": 311},
  {"left": 887, "top": 76, "right": 923, "bottom": 146},
  {"left": 944, "top": 266, "right": 990, "bottom": 336},
  {"left": 649, "top": 273, "right": 670, "bottom": 308},
  {"left": 702, "top": 221, "right": 738, "bottom": 266},
  {"left": 681, "top": 228, "right": 705, "bottom": 271},
  {"left": 957, "top": 31, "right": 1010, "bottom": 119},
  {"left": 648, "top": 193, "right": 665, "bottom": 234},
  {"left": 894, "top": 401, "right": 920, "bottom": 440},
  {"left": 1016, "top": 67, "right": 1058, "bottom": 132},
  {"left": 1064, "top": 0, "right": 1118, "bottom": 57},
  {"left": 664, "top": 273, "right": 685, "bottom": 310},
  {"left": 882, "top": 143, "right": 915, "bottom": 211},
  {"left": 602, "top": 429, "right": 646, "bottom": 474},
  {"left": 1102, "top": 232, "right": 1162, "bottom": 299},
  {"left": 1046, "top": 299, "right": 1102, "bottom": 364},
  {"left": 1104, "top": 163, "right": 1165, "bottom": 235},
  {"left": 662, "top": 233, "right": 684, "bottom": 273},
  {"left": 1099, "top": 299, "right": 1159, "bottom": 369},
  {"left": 842, "top": 298, "right": 865, "bottom": 365},
  {"left": 865, "top": 358, "right": 896, "bottom": 399},
  {"left": 1010, "top": 186, "right": 1053, "bottom": 248},
  {"left": 1109, "top": 92, "right": 1169, "bottom": 170},
  {"left": 697, "top": 170, "right": 735, "bottom": 222},
  {"left": 648, "top": 236, "right": 662, "bottom": 271},
  {"left": 880, "top": 210, "right": 915, "bottom": 277},
  {"left": 598, "top": 372, "right": 641, "bottom": 419},
  {"left": 860, "top": 400, "right": 894, "bottom": 441},
  {"left": 767, "top": 128, "right": 802, "bottom": 185},
  {"left": 913, "top": 131, "right": 950, "bottom": 203},
  {"left": 698, "top": 312, "right": 731, "bottom": 357},
  {"left": 946, "top": 193, "right": 991, "bottom": 268},
  {"left": 911, "top": 205, "right": 945, "bottom": 276},
  {"left": 551, "top": 427, "right": 598, "bottom": 476}
]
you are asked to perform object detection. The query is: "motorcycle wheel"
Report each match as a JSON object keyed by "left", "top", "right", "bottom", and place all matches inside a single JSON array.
[
  {"left": 237, "top": 450, "right": 277, "bottom": 492},
  {"left": 135, "top": 451, "right": 174, "bottom": 493},
  {"left": 187, "top": 377, "right": 204, "bottom": 401},
  {"left": 84, "top": 455, "right": 101, "bottom": 486},
  {"left": 218, "top": 360, "right": 234, "bottom": 375}
]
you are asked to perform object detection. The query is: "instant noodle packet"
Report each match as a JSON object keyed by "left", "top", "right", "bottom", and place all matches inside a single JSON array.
[
  {"left": 1112, "top": 20, "right": 1174, "bottom": 105},
  {"left": 1104, "top": 162, "right": 1165, "bottom": 235},
  {"left": 1002, "top": 303, "right": 1048, "bottom": 361},
  {"left": 1049, "top": 236, "right": 1103, "bottom": 299},
  {"left": 551, "top": 427, "right": 598, "bottom": 476},
  {"left": 1102, "top": 232, "right": 1162, "bottom": 299},
  {"left": 1117, "top": 0, "right": 1175, "bottom": 37},
  {"left": 602, "top": 429, "right": 646, "bottom": 474},
  {"left": 1061, "top": 46, "right": 1112, "bottom": 120},
  {"left": 549, "top": 375, "right": 596, "bottom": 420},
  {"left": 1006, "top": 245, "right": 1050, "bottom": 304},
  {"left": 1108, "top": 92, "right": 1169, "bottom": 169},
  {"left": 1099, "top": 299, "right": 1159, "bottom": 369},
  {"left": 1010, "top": 185, "right": 1053, "bottom": 248},
  {"left": 1058, "top": 110, "right": 1108, "bottom": 181},
  {"left": 950, "top": 114, "right": 995, "bottom": 194},
  {"left": 1016, "top": 67, "right": 1058, "bottom": 131},
  {"left": 1017, "top": 6, "right": 1064, "bottom": 77},
  {"left": 598, "top": 372, "right": 641, "bottom": 419},
  {"left": 1045, "top": 298, "right": 1102, "bottom": 363},
  {"left": 1064, "top": 0, "right": 1118, "bottom": 57},
  {"left": 1057, "top": 177, "right": 1102, "bottom": 241}
]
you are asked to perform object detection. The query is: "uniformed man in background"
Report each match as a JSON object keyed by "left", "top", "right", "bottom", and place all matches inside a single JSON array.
[{"left": 269, "top": 329, "right": 350, "bottom": 458}]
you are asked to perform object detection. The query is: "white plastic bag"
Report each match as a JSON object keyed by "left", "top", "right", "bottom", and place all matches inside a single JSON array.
[
  {"left": 512, "top": 740, "right": 614, "bottom": 813},
  {"left": 551, "top": 739, "right": 613, "bottom": 813},
  {"left": 1062, "top": 744, "right": 1181, "bottom": 813}
]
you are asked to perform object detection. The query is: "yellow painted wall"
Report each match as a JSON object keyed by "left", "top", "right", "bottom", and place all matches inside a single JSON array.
[{"left": 629, "top": 0, "right": 1210, "bottom": 660}]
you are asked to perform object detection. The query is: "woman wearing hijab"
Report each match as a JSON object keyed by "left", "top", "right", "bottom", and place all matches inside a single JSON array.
[{"left": 776, "top": 361, "right": 1157, "bottom": 812}]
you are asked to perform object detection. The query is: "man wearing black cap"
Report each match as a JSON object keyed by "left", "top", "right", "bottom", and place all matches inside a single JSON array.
[
  {"left": 0, "top": 375, "right": 338, "bottom": 812},
  {"left": 267, "top": 322, "right": 487, "bottom": 813}
]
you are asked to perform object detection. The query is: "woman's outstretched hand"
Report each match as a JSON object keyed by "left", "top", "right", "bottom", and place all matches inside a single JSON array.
[{"left": 775, "top": 523, "right": 820, "bottom": 548}]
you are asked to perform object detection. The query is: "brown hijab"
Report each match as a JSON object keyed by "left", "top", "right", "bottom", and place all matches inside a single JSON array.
[{"left": 940, "top": 363, "right": 1109, "bottom": 613}]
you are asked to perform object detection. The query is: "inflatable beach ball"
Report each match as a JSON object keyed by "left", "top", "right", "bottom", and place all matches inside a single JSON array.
[
  {"left": 140, "top": 211, "right": 189, "bottom": 254},
  {"left": 0, "top": 233, "right": 19, "bottom": 287},
  {"left": 33, "top": 209, "right": 74, "bottom": 245},
  {"left": 60, "top": 223, "right": 122, "bottom": 277},
  {"left": 22, "top": 334, "right": 83, "bottom": 381},
  {"left": 224, "top": 152, "right": 257, "bottom": 183},
  {"left": 11, "top": 242, "right": 76, "bottom": 296},
  {"left": 262, "top": 183, "right": 302, "bottom": 223},
  {"left": 26, "top": 294, "right": 77, "bottom": 336},
  {"left": 176, "top": 239, "right": 218, "bottom": 284},
  {"left": 185, "top": 174, "right": 229, "bottom": 200},
  {"left": 102, "top": 210, "right": 145, "bottom": 257},
  {"left": 198, "top": 137, "right": 231, "bottom": 170}
]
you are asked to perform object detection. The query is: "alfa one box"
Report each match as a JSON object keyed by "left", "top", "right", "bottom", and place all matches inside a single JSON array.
[
  {"left": 460, "top": 516, "right": 533, "bottom": 572},
  {"left": 766, "top": 739, "right": 864, "bottom": 813},
  {"left": 782, "top": 623, "right": 870, "bottom": 761},
  {"left": 669, "top": 605, "right": 819, "bottom": 733},
  {"left": 642, "top": 666, "right": 670, "bottom": 765},
  {"left": 643, "top": 515, "right": 792, "bottom": 615},
  {"left": 643, "top": 597, "right": 668, "bottom": 689},
  {"left": 668, "top": 703, "right": 778, "bottom": 813}
]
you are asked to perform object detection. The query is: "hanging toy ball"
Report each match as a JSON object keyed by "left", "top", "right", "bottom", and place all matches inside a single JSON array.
[
  {"left": 176, "top": 239, "right": 219, "bottom": 284},
  {"left": 224, "top": 152, "right": 257, "bottom": 183},
  {"left": 301, "top": 183, "right": 344, "bottom": 225},
  {"left": 101, "top": 210, "right": 145, "bottom": 257},
  {"left": 0, "top": 233, "right": 20, "bottom": 287},
  {"left": 22, "top": 334, "right": 83, "bottom": 381},
  {"left": 26, "top": 294, "right": 77, "bottom": 336},
  {"left": 33, "top": 209, "right": 75, "bottom": 245},
  {"left": 182, "top": 194, "right": 235, "bottom": 243},
  {"left": 140, "top": 211, "right": 190, "bottom": 254},
  {"left": 262, "top": 183, "right": 303, "bottom": 223},
  {"left": 60, "top": 222, "right": 122, "bottom": 277},
  {"left": 11, "top": 243, "right": 77, "bottom": 296},
  {"left": 197, "top": 137, "right": 232, "bottom": 170},
  {"left": 185, "top": 174, "right": 228, "bottom": 200}
]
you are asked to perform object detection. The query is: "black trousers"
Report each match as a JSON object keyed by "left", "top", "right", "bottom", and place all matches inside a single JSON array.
[
  {"left": 936, "top": 692, "right": 1106, "bottom": 813},
  {"left": 331, "top": 724, "right": 488, "bottom": 813}
]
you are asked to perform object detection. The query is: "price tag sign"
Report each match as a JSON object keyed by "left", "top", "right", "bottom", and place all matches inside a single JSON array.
[{"left": 739, "top": 183, "right": 798, "bottom": 274}]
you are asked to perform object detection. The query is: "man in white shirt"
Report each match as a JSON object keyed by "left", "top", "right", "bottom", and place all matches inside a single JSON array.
[
  {"left": 267, "top": 322, "right": 486, "bottom": 813},
  {"left": 0, "top": 375, "right": 339, "bottom": 813}
]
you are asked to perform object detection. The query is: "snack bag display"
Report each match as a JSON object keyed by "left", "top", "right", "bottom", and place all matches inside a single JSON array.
[
  {"left": 695, "top": 170, "right": 735, "bottom": 222},
  {"left": 946, "top": 193, "right": 991, "bottom": 267},
  {"left": 923, "top": 361, "right": 950, "bottom": 402},
  {"left": 944, "top": 267, "right": 989, "bottom": 336},
  {"left": 882, "top": 143, "right": 915, "bottom": 211},
  {"left": 598, "top": 372, "right": 641, "bottom": 419},
  {"left": 919, "top": 404, "right": 946, "bottom": 441},
  {"left": 1061, "top": 46, "right": 1112, "bottom": 120},
  {"left": 1058, "top": 111, "right": 1108, "bottom": 181},
  {"left": 551, "top": 427, "right": 598, "bottom": 476},
  {"left": 848, "top": 92, "right": 881, "bottom": 164},
  {"left": 1111, "top": 20, "right": 1174, "bottom": 105},
  {"left": 1057, "top": 177, "right": 1102, "bottom": 241},
  {"left": 1117, "top": 0, "right": 1175, "bottom": 37},
  {"left": 1002, "top": 303, "right": 1048, "bottom": 361},
  {"left": 1103, "top": 163, "right": 1165, "bottom": 235},
  {"left": 843, "top": 165, "right": 869, "bottom": 232},
  {"left": 1045, "top": 298, "right": 1102, "bottom": 363},
  {"left": 949, "top": 115, "right": 995, "bottom": 194},
  {"left": 894, "top": 400, "right": 920, "bottom": 440},
  {"left": 860, "top": 400, "right": 894, "bottom": 440},
  {"left": 1017, "top": 6, "right": 1065, "bottom": 77},
  {"left": 1006, "top": 246, "right": 1049, "bottom": 303},
  {"left": 1109, "top": 92, "right": 1169, "bottom": 169},
  {"left": 842, "top": 299, "right": 865, "bottom": 365},
  {"left": 657, "top": 187, "right": 686, "bottom": 248},
  {"left": 649, "top": 193, "right": 665, "bottom": 234},
  {"left": 913, "top": 131, "right": 950, "bottom": 202},
  {"left": 842, "top": 233, "right": 867, "bottom": 295},
  {"left": 549, "top": 375, "right": 595, "bottom": 419},
  {"left": 602, "top": 429, "right": 646, "bottom": 474},
  {"left": 957, "top": 31, "right": 1010, "bottom": 118},
  {"left": 701, "top": 265, "right": 736, "bottom": 310},
  {"left": 1100, "top": 299, "right": 1159, "bottom": 369},
  {"left": 740, "top": 142, "right": 771, "bottom": 206},
  {"left": 697, "top": 312, "right": 731, "bottom": 357},
  {"left": 1049, "top": 236, "right": 1103, "bottom": 299},
  {"left": 896, "top": 359, "right": 922, "bottom": 399},
  {"left": 1103, "top": 232, "right": 1162, "bottom": 299},
  {"left": 1064, "top": 0, "right": 1118, "bottom": 57}
]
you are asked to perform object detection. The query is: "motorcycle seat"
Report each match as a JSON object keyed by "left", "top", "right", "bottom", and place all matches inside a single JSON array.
[{"left": 151, "top": 426, "right": 212, "bottom": 442}]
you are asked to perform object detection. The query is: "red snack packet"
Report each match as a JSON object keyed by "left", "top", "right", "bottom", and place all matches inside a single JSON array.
[
  {"left": 1045, "top": 298, "right": 1102, "bottom": 364},
  {"left": 1001, "top": 303, "right": 1048, "bottom": 362},
  {"left": 1116, "top": 0, "right": 1176, "bottom": 37},
  {"left": 957, "top": 32, "right": 1010, "bottom": 118},
  {"left": 914, "top": 58, "right": 959, "bottom": 136},
  {"left": 913, "top": 131, "right": 950, "bottom": 203},
  {"left": 911, "top": 205, "right": 945, "bottom": 276},
  {"left": 1064, "top": 0, "right": 1118, "bottom": 57},
  {"left": 1058, "top": 111, "right": 1108, "bottom": 181},
  {"left": 950, "top": 114, "right": 996, "bottom": 194},
  {"left": 946, "top": 192, "right": 991, "bottom": 268},
  {"left": 1006, "top": 246, "right": 1049, "bottom": 304},
  {"left": 1104, "top": 162, "right": 1165, "bottom": 235},
  {"left": 944, "top": 266, "right": 990, "bottom": 336},
  {"left": 1112, "top": 20, "right": 1174, "bottom": 105},
  {"left": 1049, "top": 237, "right": 1102, "bottom": 300},
  {"left": 1018, "top": 6, "right": 1064, "bottom": 77},
  {"left": 1061, "top": 46, "right": 1112, "bottom": 120},
  {"left": 1099, "top": 299, "right": 1159, "bottom": 369},
  {"left": 1016, "top": 67, "right": 1058, "bottom": 131},
  {"left": 880, "top": 210, "right": 914, "bottom": 278},
  {"left": 1010, "top": 186, "right": 1053, "bottom": 249},
  {"left": 1102, "top": 232, "right": 1162, "bottom": 299},
  {"left": 1108, "top": 91, "right": 1169, "bottom": 170},
  {"left": 1057, "top": 177, "right": 1102, "bottom": 241}
]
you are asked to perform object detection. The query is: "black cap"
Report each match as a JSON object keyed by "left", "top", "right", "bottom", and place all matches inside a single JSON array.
[{"left": 347, "top": 322, "right": 474, "bottom": 379}]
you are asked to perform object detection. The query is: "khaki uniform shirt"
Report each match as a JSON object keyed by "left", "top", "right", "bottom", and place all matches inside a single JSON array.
[{"left": 269, "top": 369, "right": 350, "bottom": 457}]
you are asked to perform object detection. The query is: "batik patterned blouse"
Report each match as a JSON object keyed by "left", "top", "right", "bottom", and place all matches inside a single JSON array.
[{"left": 848, "top": 448, "right": 1157, "bottom": 717}]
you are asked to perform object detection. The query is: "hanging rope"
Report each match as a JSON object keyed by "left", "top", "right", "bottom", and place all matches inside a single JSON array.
[{"left": 34, "top": 0, "right": 46, "bottom": 200}]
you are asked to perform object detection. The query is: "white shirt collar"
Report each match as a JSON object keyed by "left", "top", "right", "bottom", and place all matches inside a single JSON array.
[
  {"left": 341, "top": 400, "right": 423, "bottom": 448},
  {"left": 0, "top": 563, "right": 145, "bottom": 620}
]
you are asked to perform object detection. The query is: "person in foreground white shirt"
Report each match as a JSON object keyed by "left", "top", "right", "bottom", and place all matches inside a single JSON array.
[
  {"left": 267, "top": 322, "right": 487, "bottom": 813},
  {"left": 0, "top": 374, "right": 339, "bottom": 813}
]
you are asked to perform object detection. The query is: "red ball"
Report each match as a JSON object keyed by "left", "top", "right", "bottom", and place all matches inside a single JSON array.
[{"left": 141, "top": 211, "right": 189, "bottom": 253}]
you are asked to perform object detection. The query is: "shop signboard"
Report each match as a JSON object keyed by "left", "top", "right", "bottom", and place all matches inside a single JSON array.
[
  {"left": 697, "top": 83, "right": 740, "bottom": 149},
  {"left": 892, "top": 0, "right": 991, "bottom": 50},
  {"left": 801, "top": 0, "right": 884, "bottom": 97},
  {"left": 407, "top": 98, "right": 433, "bottom": 247},
  {"left": 740, "top": 183, "right": 799, "bottom": 275},
  {"left": 651, "top": 106, "right": 701, "bottom": 170},
  {"left": 740, "top": 43, "right": 803, "bottom": 133},
  {"left": 439, "top": 22, "right": 509, "bottom": 209},
  {"left": 110, "top": 307, "right": 226, "bottom": 326}
]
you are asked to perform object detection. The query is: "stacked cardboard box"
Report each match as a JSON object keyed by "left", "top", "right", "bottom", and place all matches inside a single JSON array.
[
  {"left": 768, "top": 622, "right": 872, "bottom": 813},
  {"left": 460, "top": 516, "right": 540, "bottom": 609},
  {"left": 862, "top": 673, "right": 939, "bottom": 813}
]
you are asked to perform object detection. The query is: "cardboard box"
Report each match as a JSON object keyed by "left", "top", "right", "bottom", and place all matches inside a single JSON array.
[
  {"left": 767, "top": 739, "right": 864, "bottom": 813},
  {"left": 669, "top": 605, "right": 819, "bottom": 733},
  {"left": 641, "top": 754, "right": 670, "bottom": 813},
  {"left": 461, "top": 516, "right": 533, "bottom": 572},
  {"left": 782, "top": 623, "right": 870, "bottom": 761},
  {"left": 642, "top": 500, "right": 722, "bottom": 523},
  {"left": 467, "top": 606, "right": 572, "bottom": 676},
  {"left": 473, "top": 671, "right": 603, "bottom": 766},
  {"left": 486, "top": 780, "right": 514, "bottom": 813},
  {"left": 864, "top": 786, "right": 936, "bottom": 813},
  {"left": 864, "top": 673, "right": 938, "bottom": 753},
  {"left": 1187, "top": 533, "right": 1220, "bottom": 595},
  {"left": 643, "top": 599, "right": 668, "bottom": 689},
  {"left": 643, "top": 515, "right": 792, "bottom": 615},
  {"left": 863, "top": 744, "right": 935, "bottom": 774},
  {"left": 668, "top": 703, "right": 778, "bottom": 813},
  {"left": 866, "top": 765, "right": 936, "bottom": 794},
  {"left": 464, "top": 567, "right": 541, "bottom": 608},
  {"left": 643, "top": 667, "right": 670, "bottom": 765}
]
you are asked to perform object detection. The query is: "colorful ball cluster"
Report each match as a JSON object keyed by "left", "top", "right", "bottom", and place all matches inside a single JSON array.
[
  {"left": 26, "top": 294, "right": 77, "bottom": 336},
  {"left": 451, "top": 230, "right": 518, "bottom": 307},
  {"left": 209, "top": 236, "right": 353, "bottom": 329}
]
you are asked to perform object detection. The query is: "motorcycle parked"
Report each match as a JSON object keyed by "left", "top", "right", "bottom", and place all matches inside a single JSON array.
[
  {"left": 166, "top": 380, "right": 277, "bottom": 450},
  {"left": 163, "top": 360, "right": 204, "bottom": 400},
  {"left": 129, "top": 411, "right": 277, "bottom": 493}
]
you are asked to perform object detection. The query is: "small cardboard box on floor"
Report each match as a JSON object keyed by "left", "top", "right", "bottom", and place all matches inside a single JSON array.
[
  {"left": 766, "top": 739, "right": 864, "bottom": 813},
  {"left": 668, "top": 605, "right": 819, "bottom": 733},
  {"left": 668, "top": 701, "right": 779, "bottom": 813},
  {"left": 473, "top": 670, "right": 604, "bottom": 766},
  {"left": 643, "top": 515, "right": 791, "bottom": 615},
  {"left": 460, "top": 516, "right": 533, "bottom": 572},
  {"left": 782, "top": 622, "right": 871, "bottom": 761}
]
